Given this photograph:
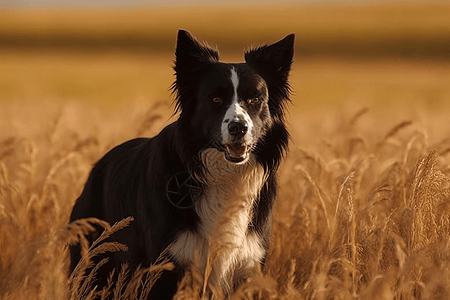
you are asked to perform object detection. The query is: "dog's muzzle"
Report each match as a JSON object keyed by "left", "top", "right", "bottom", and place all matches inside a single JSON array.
[{"left": 223, "top": 120, "right": 250, "bottom": 163}]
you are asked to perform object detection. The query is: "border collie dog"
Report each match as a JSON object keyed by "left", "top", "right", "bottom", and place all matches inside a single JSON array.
[{"left": 70, "top": 29, "right": 294, "bottom": 299}]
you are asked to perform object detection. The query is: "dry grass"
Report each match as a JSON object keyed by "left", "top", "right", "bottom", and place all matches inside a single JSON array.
[
  {"left": 2, "top": 4, "right": 450, "bottom": 295},
  {"left": 1, "top": 94, "right": 450, "bottom": 299}
]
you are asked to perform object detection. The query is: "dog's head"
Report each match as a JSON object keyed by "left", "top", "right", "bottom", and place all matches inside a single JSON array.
[{"left": 172, "top": 29, "right": 294, "bottom": 164}]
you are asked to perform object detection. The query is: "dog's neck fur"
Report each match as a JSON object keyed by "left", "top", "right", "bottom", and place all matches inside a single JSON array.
[{"left": 170, "top": 148, "right": 266, "bottom": 297}]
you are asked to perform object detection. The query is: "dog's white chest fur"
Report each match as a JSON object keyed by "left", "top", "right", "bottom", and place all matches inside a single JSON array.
[{"left": 170, "top": 148, "right": 266, "bottom": 296}]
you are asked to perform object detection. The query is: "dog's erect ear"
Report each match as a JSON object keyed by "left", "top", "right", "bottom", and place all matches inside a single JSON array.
[
  {"left": 175, "top": 29, "right": 220, "bottom": 72},
  {"left": 172, "top": 30, "right": 220, "bottom": 114},
  {"left": 245, "top": 34, "right": 295, "bottom": 105}
]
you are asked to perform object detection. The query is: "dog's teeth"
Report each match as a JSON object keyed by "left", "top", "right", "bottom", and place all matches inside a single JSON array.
[{"left": 224, "top": 145, "right": 249, "bottom": 163}]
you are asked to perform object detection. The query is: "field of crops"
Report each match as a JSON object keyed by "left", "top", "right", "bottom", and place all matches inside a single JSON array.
[{"left": 2, "top": 2, "right": 450, "bottom": 299}]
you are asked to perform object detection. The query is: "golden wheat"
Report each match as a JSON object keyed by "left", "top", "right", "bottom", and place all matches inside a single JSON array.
[
  {"left": 2, "top": 97, "right": 450, "bottom": 299},
  {"left": 2, "top": 4, "right": 450, "bottom": 297}
]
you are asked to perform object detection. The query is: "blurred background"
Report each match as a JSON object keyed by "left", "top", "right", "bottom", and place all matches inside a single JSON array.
[
  {"left": 1, "top": 0, "right": 450, "bottom": 141},
  {"left": 2, "top": 4, "right": 450, "bottom": 299}
]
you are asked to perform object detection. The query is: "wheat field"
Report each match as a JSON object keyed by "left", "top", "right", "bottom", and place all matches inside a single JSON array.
[
  {"left": 2, "top": 80, "right": 450, "bottom": 299},
  {"left": 2, "top": 3, "right": 450, "bottom": 299}
]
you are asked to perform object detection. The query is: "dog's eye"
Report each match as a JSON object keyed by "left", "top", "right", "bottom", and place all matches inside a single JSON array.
[
  {"left": 212, "top": 97, "right": 222, "bottom": 104},
  {"left": 249, "top": 97, "right": 260, "bottom": 104}
]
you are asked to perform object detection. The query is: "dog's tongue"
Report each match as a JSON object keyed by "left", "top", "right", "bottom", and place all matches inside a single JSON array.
[{"left": 225, "top": 144, "right": 247, "bottom": 159}]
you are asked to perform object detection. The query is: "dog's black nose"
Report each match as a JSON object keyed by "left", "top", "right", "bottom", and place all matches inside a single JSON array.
[{"left": 228, "top": 121, "right": 248, "bottom": 138}]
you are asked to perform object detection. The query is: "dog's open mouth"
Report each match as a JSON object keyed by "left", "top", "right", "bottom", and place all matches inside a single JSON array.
[{"left": 224, "top": 143, "right": 249, "bottom": 163}]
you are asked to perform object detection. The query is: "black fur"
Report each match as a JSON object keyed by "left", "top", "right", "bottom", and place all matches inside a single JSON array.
[{"left": 69, "top": 29, "right": 294, "bottom": 299}]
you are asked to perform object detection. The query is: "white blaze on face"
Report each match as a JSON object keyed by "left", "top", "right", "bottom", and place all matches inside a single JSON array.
[{"left": 221, "top": 67, "right": 253, "bottom": 145}]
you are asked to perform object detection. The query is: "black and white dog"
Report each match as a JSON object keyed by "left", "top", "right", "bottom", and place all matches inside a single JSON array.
[{"left": 70, "top": 29, "right": 294, "bottom": 299}]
